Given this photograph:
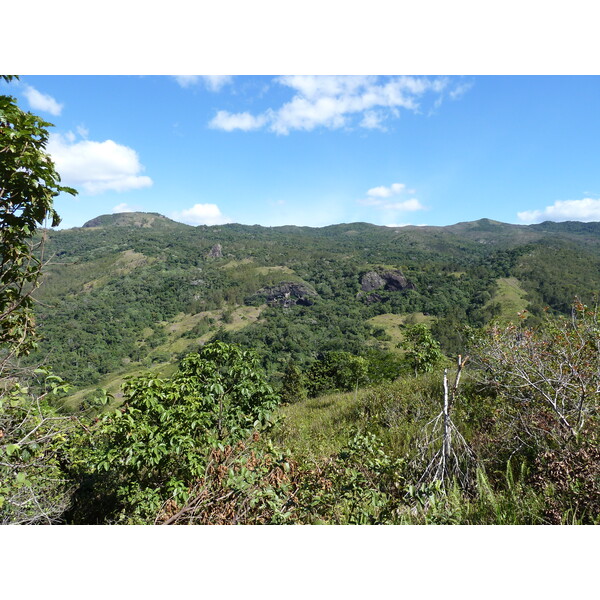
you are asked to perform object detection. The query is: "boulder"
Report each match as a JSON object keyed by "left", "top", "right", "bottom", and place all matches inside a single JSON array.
[
  {"left": 361, "top": 271, "right": 386, "bottom": 292},
  {"left": 249, "top": 282, "right": 318, "bottom": 308},
  {"left": 207, "top": 244, "right": 223, "bottom": 258},
  {"left": 360, "top": 269, "right": 415, "bottom": 293},
  {"left": 382, "top": 270, "right": 415, "bottom": 291}
]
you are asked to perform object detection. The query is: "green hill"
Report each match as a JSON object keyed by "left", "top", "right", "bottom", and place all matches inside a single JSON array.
[{"left": 30, "top": 214, "right": 600, "bottom": 400}]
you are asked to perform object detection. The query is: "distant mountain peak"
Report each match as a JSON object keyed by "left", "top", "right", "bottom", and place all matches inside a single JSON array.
[{"left": 82, "top": 212, "right": 184, "bottom": 229}]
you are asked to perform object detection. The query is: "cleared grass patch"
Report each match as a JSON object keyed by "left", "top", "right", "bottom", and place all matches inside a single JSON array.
[
  {"left": 221, "top": 258, "right": 255, "bottom": 269},
  {"left": 273, "top": 389, "right": 367, "bottom": 460},
  {"left": 367, "top": 312, "right": 434, "bottom": 351},
  {"left": 271, "top": 372, "right": 444, "bottom": 462},
  {"left": 486, "top": 277, "right": 528, "bottom": 323}
]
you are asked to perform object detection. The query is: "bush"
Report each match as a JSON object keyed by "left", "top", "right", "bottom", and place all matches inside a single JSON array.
[{"left": 80, "top": 342, "right": 280, "bottom": 523}]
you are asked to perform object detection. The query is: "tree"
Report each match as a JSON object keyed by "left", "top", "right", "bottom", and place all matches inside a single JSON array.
[
  {"left": 1, "top": 76, "right": 76, "bottom": 354},
  {"left": 280, "top": 361, "right": 308, "bottom": 403},
  {"left": 307, "top": 351, "right": 369, "bottom": 397},
  {"left": 1, "top": 77, "right": 78, "bottom": 523},
  {"left": 470, "top": 302, "right": 600, "bottom": 440},
  {"left": 400, "top": 323, "right": 443, "bottom": 375},
  {"left": 0, "top": 368, "right": 75, "bottom": 524}
]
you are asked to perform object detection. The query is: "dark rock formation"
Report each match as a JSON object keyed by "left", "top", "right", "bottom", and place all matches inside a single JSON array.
[
  {"left": 360, "top": 269, "right": 415, "bottom": 293},
  {"left": 361, "top": 292, "right": 384, "bottom": 304},
  {"left": 207, "top": 244, "right": 223, "bottom": 258},
  {"left": 382, "top": 270, "right": 415, "bottom": 291},
  {"left": 249, "top": 282, "right": 318, "bottom": 308},
  {"left": 360, "top": 271, "right": 386, "bottom": 292}
]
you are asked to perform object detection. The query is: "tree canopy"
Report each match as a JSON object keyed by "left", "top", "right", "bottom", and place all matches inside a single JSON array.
[{"left": 1, "top": 78, "right": 76, "bottom": 352}]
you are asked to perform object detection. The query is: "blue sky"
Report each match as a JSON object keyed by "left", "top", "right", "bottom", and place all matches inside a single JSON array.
[{"left": 4, "top": 75, "right": 600, "bottom": 230}]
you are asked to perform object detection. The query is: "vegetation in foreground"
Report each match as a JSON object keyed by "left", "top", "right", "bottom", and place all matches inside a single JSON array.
[{"left": 5, "top": 306, "right": 599, "bottom": 525}]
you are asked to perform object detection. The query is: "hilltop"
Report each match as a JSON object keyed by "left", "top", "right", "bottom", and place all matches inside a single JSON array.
[{"left": 81, "top": 212, "right": 187, "bottom": 229}]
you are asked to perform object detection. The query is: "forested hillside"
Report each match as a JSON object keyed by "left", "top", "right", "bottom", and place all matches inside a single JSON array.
[{"left": 29, "top": 213, "right": 600, "bottom": 400}]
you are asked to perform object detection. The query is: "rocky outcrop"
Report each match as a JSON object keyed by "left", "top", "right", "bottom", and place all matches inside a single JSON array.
[
  {"left": 382, "top": 270, "right": 415, "bottom": 291},
  {"left": 360, "top": 269, "right": 415, "bottom": 293},
  {"left": 207, "top": 244, "right": 223, "bottom": 258},
  {"left": 361, "top": 292, "right": 384, "bottom": 304},
  {"left": 249, "top": 282, "right": 318, "bottom": 308},
  {"left": 360, "top": 271, "right": 386, "bottom": 292}
]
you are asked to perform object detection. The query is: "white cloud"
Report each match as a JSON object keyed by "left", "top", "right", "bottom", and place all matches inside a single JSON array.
[
  {"left": 174, "top": 75, "right": 200, "bottom": 88},
  {"left": 209, "top": 110, "right": 268, "bottom": 132},
  {"left": 172, "top": 203, "right": 232, "bottom": 226},
  {"left": 23, "top": 85, "right": 63, "bottom": 116},
  {"left": 360, "top": 110, "right": 387, "bottom": 130},
  {"left": 366, "top": 183, "right": 406, "bottom": 198},
  {"left": 112, "top": 203, "right": 141, "bottom": 213},
  {"left": 174, "top": 75, "right": 233, "bottom": 91},
  {"left": 209, "top": 75, "right": 470, "bottom": 134},
  {"left": 358, "top": 182, "right": 426, "bottom": 213},
  {"left": 383, "top": 199, "right": 425, "bottom": 211},
  {"left": 202, "top": 76, "right": 233, "bottom": 92},
  {"left": 518, "top": 198, "right": 600, "bottom": 223},
  {"left": 76, "top": 125, "right": 89, "bottom": 138},
  {"left": 48, "top": 132, "right": 153, "bottom": 194},
  {"left": 449, "top": 81, "right": 473, "bottom": 100}
]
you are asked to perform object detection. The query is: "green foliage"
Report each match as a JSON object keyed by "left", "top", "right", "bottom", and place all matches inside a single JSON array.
[
  {"left": 0, "top": 368, "right": 75, "bottom": 524},
  {"left": 289, "top": 431, "right": 406, "bottom": 524},
  {"left": 529, "top": 424, "right": 600, "bottom": 524},
  {"left": 400, "top": 323, "right": 443, "bottom": 374},
  {"left": 400, "top": 466, "right": 549, "bottom": 525},
  {"left": 0, "top": 81, "right": 80, "bottom": 525},
  {"left": 83, "top": 342, "right": 280, "bottom": 523},
  {"left": 361, "top": 347, "right": 404, "bottom": 384},
  {"left": 279, "top": 361, "right": 308, "bottom": 403},
  {"left": 306, "top": 351, "right": 369, "bottom": 397},
  {"left": 0, "top": 88, "right": 76, "bottom": 353},
  {"left": 156, "top": 432, "right": 299, "bottom": 525}
]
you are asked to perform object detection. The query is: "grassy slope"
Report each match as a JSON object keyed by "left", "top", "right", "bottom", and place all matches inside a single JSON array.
[
  {"left": 485, "top": 277, "right": 529, "bottom": 323},
  {"left": 271, "top": 372, "right": 444, "bottom": 462}
]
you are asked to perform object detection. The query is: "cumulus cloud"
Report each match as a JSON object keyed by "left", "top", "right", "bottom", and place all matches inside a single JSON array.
[
  {"left": 23, "top": 85, "right": 63, "bottom": 116},
  {"left": 209, "top": 110, "right": 268, "bottom": 132},
  {"left": 47, "top": 132, "right": 153, "bottom": 194},
  {"left": 357, "top": 182, "right": 425, "bottom": 212},
  {"left": 174, "top": 75, "right": 233, "bottom": 91},
  {"left": 518, "top": 198, "right": 600, "bottom": 223},
  {"left": 171, "top": 203, "right": 232, "bottom": 226},
  {"left": 360, "top": 110, "right": 387, "bottom": 130},
  {"left": 366, "top": 183, "right": 407, "bottom": 198},
  {"left": 209, "top": 75, "right": 470, "bottom": 134},
  {"left": 383, "top": 199, "right": 425, "bottom": 211}
]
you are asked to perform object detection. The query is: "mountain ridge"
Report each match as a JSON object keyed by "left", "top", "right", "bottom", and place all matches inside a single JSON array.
[{"left": 78, "top": 211, "right": 600, "bottom": 235}]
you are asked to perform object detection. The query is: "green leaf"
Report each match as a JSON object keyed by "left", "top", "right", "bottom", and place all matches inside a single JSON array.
[{"left": 6, "top": 444, "right": 20, "bottom": 456}]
